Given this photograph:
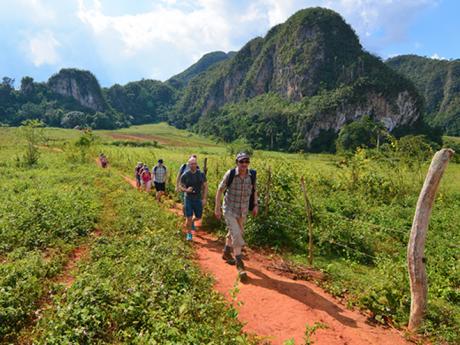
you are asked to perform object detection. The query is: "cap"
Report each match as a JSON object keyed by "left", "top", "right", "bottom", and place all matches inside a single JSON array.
[
  {"left": 158, "top": 159, "right": 164, "bottom": 164},
  {"left": 236, "top": 152, "right": 250, "bottom": 161}
]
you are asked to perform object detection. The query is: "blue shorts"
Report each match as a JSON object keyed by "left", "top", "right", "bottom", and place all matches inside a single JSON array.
[{"left": 184, "top": 197, "right": 203, "bottom": 219}]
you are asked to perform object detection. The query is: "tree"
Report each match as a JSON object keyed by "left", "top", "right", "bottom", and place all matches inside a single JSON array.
[
  {"left": 336, "top": 116, "right": 387, "bottom": 152},
  {"left": 19, "top": 119, "right": 45, "bottom": 166},
  {"left": 61, "top": 111, "right": 88, "bottom": 128}
]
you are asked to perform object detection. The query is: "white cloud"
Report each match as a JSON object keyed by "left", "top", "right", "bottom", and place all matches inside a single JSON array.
[
  {"left": 431, "top": 53, "right": 446, "bottom": 60},
  {"left": 14, "top": 0, "right": 56, "bottom": 23},
  {"left": 77, "top": 0, "right": 233, "bottom": 57},
  {"left": 27, "top": 30, "right": 61, "bottom": 66}
]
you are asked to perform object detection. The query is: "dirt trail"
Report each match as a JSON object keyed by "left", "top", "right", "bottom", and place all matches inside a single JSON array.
[{"left": 121, "top": 173, "right": 413, "bottom": 345}]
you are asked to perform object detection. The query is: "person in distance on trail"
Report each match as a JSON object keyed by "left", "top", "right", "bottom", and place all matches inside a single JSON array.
[
  {"left": 152, "top": 159, "right": 168, "bottom": 202},
  {"left": 140, "top": 164, "right": 152, "bottom": 193},
  {"left": 180, "top": 157, "right": 207, "bottom": 241},
  {"left": 99, "top": 153, "right": 108, "bottom": 168},
  {"left": 215, "top": 152, "right": 258, "bottom": 281},
  {"left": 134, "top": 162, "right": 143, "bottom": 188}
]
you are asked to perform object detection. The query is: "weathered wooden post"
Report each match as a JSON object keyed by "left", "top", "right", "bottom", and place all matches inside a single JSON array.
[
  {"left": 264, "top": 166, "right": 272, "bottom": 217},
  {"left": 407, "top": 148, "right": 454, "bottom": 331},
  {"left": 203, "top": 157, "right": 208, "bottom": 176},
  {"left": 300, "top": 176, "right": 314, "bottom": 266}
]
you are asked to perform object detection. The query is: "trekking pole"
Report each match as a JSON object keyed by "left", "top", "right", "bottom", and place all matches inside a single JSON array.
[{"left": 300, "top": 176, "right": 314, "bottom": 266}]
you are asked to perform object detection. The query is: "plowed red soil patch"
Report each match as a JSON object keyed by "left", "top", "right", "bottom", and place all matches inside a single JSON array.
[{"left": 105, "top": 132, "right": 195, "bottom": 146}]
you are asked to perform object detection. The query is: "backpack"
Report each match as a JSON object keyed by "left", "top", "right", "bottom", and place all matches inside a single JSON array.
[
  {"left": 179, "top": 163, "right": 187, "bottom": 176},
  {"left": 226, "top": 168, "right": 257, "bottom": 211}
]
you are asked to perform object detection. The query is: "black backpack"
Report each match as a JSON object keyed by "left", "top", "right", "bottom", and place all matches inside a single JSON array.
[{"left": 226, "top": 168, "right": 257, "bottom": 211}]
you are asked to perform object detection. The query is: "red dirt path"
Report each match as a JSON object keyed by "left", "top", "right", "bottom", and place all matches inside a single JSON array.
[{"left": 120, "top": 173, "right": 413, "bottom": 345}]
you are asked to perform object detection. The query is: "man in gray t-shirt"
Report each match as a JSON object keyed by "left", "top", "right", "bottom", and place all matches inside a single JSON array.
[{"left": 180, "top": 157, "right": 208, "bottom": 241}]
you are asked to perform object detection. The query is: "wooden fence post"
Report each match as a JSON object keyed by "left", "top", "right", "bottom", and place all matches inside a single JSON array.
[
  {"left": 407, "top": 148, "right": 454, "bottom": 331},
  {"left": 300, "top": 176, "right": 314, "bottom": 266},
  {"left": 264, "top": 166, "right": 272, "bottom": 217},
  {"left": 203, "top": 157, "right": 208, "bottom": 176}
]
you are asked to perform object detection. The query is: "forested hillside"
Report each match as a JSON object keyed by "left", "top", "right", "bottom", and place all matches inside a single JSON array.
[
  {"left": 170, "top": 8, "right": 426, "bottom": 152},
  {"left": 386, "top": 55, "right": 460, "bottom": 135}
]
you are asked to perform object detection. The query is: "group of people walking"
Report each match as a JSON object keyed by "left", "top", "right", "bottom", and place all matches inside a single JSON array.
[
  {"left": 133, "top": 152, "right": 257, "bottom": 281},
  {"left": 134, "top": 160, "right": 168, "bottom": 201}
]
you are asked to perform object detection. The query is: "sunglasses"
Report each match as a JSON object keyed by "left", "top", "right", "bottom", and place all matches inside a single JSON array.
[{"left": 238, "top": 159, "right": 250, "bottom": 164}]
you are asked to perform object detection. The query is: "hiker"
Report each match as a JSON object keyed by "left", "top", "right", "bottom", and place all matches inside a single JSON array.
[
  {"left": 99, "top": 153, "right": 108, "bottom": 168},
  {"left": 134, "top": 162, "right": 143, "bottom": 188},
  {"left": 176, "top": 154, "right": 200, "bottom": 220},
  {"left": 215, "top": 152, "right": 258, "bottom": 281},
  {"left": 140, "top": 164, "right": 152, "bottom": 193},
  {"left": 180, "top": 157, "right": 207, "bottom": 241},
  {"left": 152, "top": 159, "right": 168, "bottom": 202}
]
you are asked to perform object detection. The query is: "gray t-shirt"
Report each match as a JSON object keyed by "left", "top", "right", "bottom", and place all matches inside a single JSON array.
[{"left": 180, "top": 170, "right": 206, "bottom": 200}]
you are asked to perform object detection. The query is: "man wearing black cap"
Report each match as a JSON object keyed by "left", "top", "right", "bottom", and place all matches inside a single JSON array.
[
  {"left": 152, "top": 159, "right": 168, "bottom": 202},
  {"left": 215, "top": 152, "right": 258, "bottom": 281}
]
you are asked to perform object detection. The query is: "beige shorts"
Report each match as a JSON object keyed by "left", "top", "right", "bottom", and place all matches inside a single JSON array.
[{"left": 224, "top": 212, "right": 247, "bottom": 248}]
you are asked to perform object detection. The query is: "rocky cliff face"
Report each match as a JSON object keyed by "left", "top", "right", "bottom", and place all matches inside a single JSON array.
[
  {"left": 48, "top": 69, "right": 107, "bottom": 111},
  {"left": 303, "top": 91, "right": 420, "bottom": 147},
  {"left": 173, "top": 7, "right": 422, "bottom": 147}
]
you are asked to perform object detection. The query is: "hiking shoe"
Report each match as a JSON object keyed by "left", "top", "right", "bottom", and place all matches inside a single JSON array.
[
  {"left": 222, "top": 247, "right": 236, "bottom": 265},
  {"left": 236, "top": 255, "right": 247, "bottom": 282},
  {"left": 186, "top": 233, "right": 193, "bottom": 241}
]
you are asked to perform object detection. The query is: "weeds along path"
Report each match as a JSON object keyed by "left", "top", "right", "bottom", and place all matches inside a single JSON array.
[{"left": 121, "top": 174, "right": 412, "bottom": 345}]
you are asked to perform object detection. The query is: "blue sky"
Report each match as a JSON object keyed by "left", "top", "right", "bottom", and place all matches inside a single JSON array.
[{"left": 1, "top": 0, "right": 459, "bottom": 87}]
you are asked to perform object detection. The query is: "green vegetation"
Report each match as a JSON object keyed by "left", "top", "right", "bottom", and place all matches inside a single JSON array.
[
  {"left": 33, "top": 178, "right": 248, "bottom": 344},
  {"left": 386, "top": 55, "right": 460, "bottom": 135},
  {"left": 104, "top": 79, "right": 177, "bottom": 125},
  {"left": 0, "top": 69, "right": 126, "bottom": 130},
  {"left": 96, "top": 123, "right": 459, "bottom": 344},
  {"left": 167, "top": 51, "right": 235, "bottom": 89},
  {"left": 0, "top": 143, "right": 101, "bottom": 341},
  {"left": 1, "top": 123, "right": 459, "bottom": 343},
  {"left": 0, "top": 125, "right": 251, "bottom": 344}
]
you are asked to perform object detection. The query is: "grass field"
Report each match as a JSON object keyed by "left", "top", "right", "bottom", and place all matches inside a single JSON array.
[{"left": 1, "top": 123, "right": 459, "bottom": 344}]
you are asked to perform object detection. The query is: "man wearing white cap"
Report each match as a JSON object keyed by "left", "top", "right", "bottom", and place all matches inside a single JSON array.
[{"left": 215, "top": 152, "right": 258, "bottom": 281}]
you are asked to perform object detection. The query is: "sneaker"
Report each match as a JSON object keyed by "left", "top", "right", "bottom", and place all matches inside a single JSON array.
[
  {"left": 186, "top": 233, "right": 193, "bottom": 241},
  {"left": 222, "top": 250, "right": 235, "bottom": 265}
]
